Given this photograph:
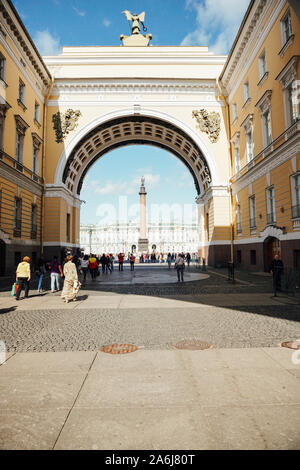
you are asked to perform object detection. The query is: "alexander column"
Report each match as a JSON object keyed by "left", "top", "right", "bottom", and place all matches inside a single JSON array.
[{"left": 138, "top": 176, "right": 149, "bottom": 253}]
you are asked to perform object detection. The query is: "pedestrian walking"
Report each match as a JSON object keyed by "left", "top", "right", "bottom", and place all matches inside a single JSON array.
[
  {"left": 167, "top": 253, "right": 172, "bottom": 269},
  {"left": 269, "top": 254, "right": 284, "bottom": 297},
  {"left": 130, "top": 253, "right": 135, "bottom": 271},
  {"left": 118, "top": 253, "right": 124, "bottom": 271},
  {"left": 175, "top": 253, "right": 185, "bottom": 282},
  {"left": 100, "top": 254, "right": 107, "bottom": 274},
  {"left": 110, "top": 254, "right": 114, "bottom": 271},
  {"left": 36, "top": 258, "right": 46, "bottom": 294},
  {"left": 50, "top": 256, "right": 63, "bottom": 292},
  {"left": 61, "top": 255, "right": 81, "bottom": 303},
  {"left": 15, "top": 256, "right": 31, "bottom": 300},
  {"left": 186, "top": 253, "right": 191, "bottom": 268},
  {"left": 79, "top": 254, "right": 89, "bottom": 283},
  {"left": 89, "top": 255, "right": 99, "bottom": 281}
]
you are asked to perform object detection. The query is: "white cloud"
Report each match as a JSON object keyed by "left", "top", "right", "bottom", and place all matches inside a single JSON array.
[
  {"left": 102, "top": 18, "right": 111, "bottom": 28},
  {"left": 95, "top": 182, "right": 126, "bottom": 196},
  {"left": 33, "top": 30, "right": 61, "bottom": 56},
  {"left": 181, "top": 0, "right": 250, "bottom": 54},
  {"left": 73, "top": 7, "right": 86, "bottom": 17}
]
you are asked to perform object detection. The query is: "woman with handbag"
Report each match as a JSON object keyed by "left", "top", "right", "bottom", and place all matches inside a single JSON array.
[{"left": 61, "top": 254, "right": 81, "bottom": 303}]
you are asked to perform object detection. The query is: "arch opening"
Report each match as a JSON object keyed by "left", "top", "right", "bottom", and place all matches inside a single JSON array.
[{"left": 61, "top": 115, "right": 212, "bottom": 197}]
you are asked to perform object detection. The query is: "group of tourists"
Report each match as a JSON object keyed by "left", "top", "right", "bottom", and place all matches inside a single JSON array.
[{"left": 15, "top": 254, "right": 81, "bottom": 303}]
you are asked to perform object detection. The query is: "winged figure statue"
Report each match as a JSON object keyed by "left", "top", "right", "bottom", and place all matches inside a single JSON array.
[{"left": 122, "top": 10, "right": 147, "bottom": 35}]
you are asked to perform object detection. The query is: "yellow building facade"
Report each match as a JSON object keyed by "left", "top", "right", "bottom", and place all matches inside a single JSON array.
[
  {"left": 0, "top": 0, "right": 51, "bottom": 275},
  {"left": 0, "top": 0, "right": 299, "bottom": 274},
  {"left": 220, "top": 0, "right": 300, "bottom": 270}
]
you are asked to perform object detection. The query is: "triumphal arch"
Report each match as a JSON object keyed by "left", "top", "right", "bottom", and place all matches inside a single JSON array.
[{"left": 43, "top": 12, "right": 231, "bottom": 265}]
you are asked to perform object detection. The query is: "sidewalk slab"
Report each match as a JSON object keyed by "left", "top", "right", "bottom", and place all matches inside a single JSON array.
[
  {"left": 0, "top": 408, "right": 69, "bottom": 450},
  {"left": 0, "top": 372, "right": 86, "bottom": 411},
  {"left": 0, "top": 351, "right": 96, "bottom": 376},
  {"left": 54, "top": 406, "right": 213, "bottom": 450}
]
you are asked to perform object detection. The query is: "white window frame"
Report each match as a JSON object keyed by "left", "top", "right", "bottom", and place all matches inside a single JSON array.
[
  {"left": 241, "top": 114, "right": 254, "bottom": 163},
  {"left": 230, "top": 131, "right": 240, "bottom": 174},
  {"left": 0, "top": 53, "right": 6, "bottom": 82},
  {"left": 266, "top": 186, "right": 276, "bottom": 224},
  {"left": 18, "top": 79, "right": 26, "bottom": 105},
  {"left": 249, "top": 195, "right": 256, "bottom": 228},
  {"left": 34, "top": 102, "right": 40, "bottom": 123},
  {"left": 243, "top": 80, "right": 250, "bottom": 104},
  {"left": 276, "top": 57, "right": 299, "bottom": 129},
  {"left": 280, "top": 8, "right": 292, "bottom": 46},
  {"left": 232, "top": 103, "right": 237, "bottom": 122},
  {"left": 258, "top": 50, "right": 266, "bottom": 81},
  {"left": 255, "top": 90, "right": 273, "bottom": 150},
  {"left": 236, "top": 204, "right": 242, "bottom": 233},
  {"left": 291, "top": 173, "right": 300, "bottom": 218}
]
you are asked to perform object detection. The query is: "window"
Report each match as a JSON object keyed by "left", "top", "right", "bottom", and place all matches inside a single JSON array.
[
  {"left": 276, "top": 56, "right": 299, "bottom": 129},
  {"left": 232, "top": 103, "right": 237, "bottom": 122},
  {"left": 31, "top": 205, "right": 37, "bottom": 239},
  {"left": 32, "top": 146, "right": 39, "bottom": 174},
  {"left": 34, "top": 102, "right": 40, "bottom": 123},
  {"left": 291, "top": 174, "right": 300, "bottom": 219},
  {"left": 243, "top": 81, "right": 250, "bottom": 104},
  {"left": 0, "top": 53, "right": 6, "bottom": 81},
  {"left": 262, "top": 109, "right": 272, "bottom": 147},
  {"left": 266, "top": 186, "right": 276, "bottom": 224},
  {"left": 14, "top": 197, "right": 22, "bottom": 237},
  {"left": 249, "top": 196, "right": 256, "bottom": 229},
  {"left": 0, "top": 113, "right": 4, "bottom": 150},
  {"left": 287, "top": 81, "right": 299, "bottom": 126},
  {"left": 281, "top": 9, "right": 292, "bottom": 46},
  {"left": 18, "top": 79, "right": 25, "bottom": 105},
  {"left": 258, "top": 50, "right": 266, "bottom": 80},
  {"left": 15, "top": 131, "right": 24, "bottom": 163},
  {"left": 237, "top": 250, "right": 242, "bottom": 264},
  {"left": 234, "top": 145, "right": 240, "bottom": 174},
  {"left": 237, "top": 204, "right": 242, "bottom": 233},
  {"left": 250, "top": 250, "right": 256, "bottom": 265},
  {"left": 246, "top": 129, "right": 254, "bottom": 161},
  {"left": 14, "top": 115, "right": 29, "bottom": 165},
  {"left": 66, "top": 213, "right": 70, "bottom": 243}
]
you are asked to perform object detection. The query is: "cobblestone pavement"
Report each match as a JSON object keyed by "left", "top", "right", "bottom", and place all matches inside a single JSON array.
[{"left": 0, "top": 265, "right": 299, "bottom": 352}]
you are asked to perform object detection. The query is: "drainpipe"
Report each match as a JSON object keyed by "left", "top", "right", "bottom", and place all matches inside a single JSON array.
[
  {"left": 40, "top": 77, "right": 54, "bottom": 258},
  {"left": 217, "top": 78, "right": 234, "bottom": 263}
]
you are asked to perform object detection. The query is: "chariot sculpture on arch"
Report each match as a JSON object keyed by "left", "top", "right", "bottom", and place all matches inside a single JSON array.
[{"left": 120, "top": 10, "right": 152, "bottom": 46}]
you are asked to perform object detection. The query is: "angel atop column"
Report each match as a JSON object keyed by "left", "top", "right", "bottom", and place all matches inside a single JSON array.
[{"left": 123, "top": 11, "right": 147, "bottom": 35}]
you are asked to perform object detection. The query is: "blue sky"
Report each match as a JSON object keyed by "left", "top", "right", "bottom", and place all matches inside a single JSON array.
[{"left": 12, "top": 0, "right": 250, "bottom": 224}]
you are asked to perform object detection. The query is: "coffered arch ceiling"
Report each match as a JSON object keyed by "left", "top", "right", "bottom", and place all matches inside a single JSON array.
[{"left": 62, "top": 115, "right": 212, "bottom": 196}]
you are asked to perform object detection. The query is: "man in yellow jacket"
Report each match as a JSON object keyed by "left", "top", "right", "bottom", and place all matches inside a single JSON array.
[{"left": 16, "top": 256, "right": 31, "bottom": 300}]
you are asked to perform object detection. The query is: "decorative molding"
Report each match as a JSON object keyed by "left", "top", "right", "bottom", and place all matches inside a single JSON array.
[
  {"left": 241, "top": 113, "right": 254, "bottom": 132},
  {"left": 255, "top": 89, "right": 272, "bottom": 114},
  {"left": 196, "top": 185, "right": 229, "bottom": 206},
  {"left": 276, "top": 55, "right": 299, "bottom": 89},
  {"left": 192, "top": 109, "right": 221, "bottom": 143},
  {"left": 279, "top": 34, "right": 295, "bottom": 57},
  {"left": 257, "top": 71, "right": 269, "bottom": 87},
  {"left": 231, "top": 128, "right": 300, "bottom": 195},
  {"left": 32, "top": 132, "right": 43, "bottom": 148},
  {"left": 14, "top": 114, "right": 29, "bottom": 134},
  {"left": 45, "top": 185, "right": 82, "bottom": 209},
  {"left": 0, "top": 229, "right": 11, "bottom": 244},
  {"left": 0, "top": 0, "right": 51, "bottom": 86}
]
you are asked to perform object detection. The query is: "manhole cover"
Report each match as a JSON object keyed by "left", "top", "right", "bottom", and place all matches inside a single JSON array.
[
  {"left": 173, "top": 340, "right": 213, "bottom": 350},
  {"left": 281, "top": 340, "right": 300, "bottom": 350},
  {"left": 101, "top": 343, "right": 138, "bottom": 354}
]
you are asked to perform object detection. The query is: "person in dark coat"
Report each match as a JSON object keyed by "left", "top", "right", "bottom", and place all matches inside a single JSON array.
[{"left": 269, "top": 254, "right": 284, "bottom": 297}]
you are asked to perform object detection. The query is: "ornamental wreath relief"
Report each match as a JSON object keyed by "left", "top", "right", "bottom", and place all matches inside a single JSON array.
[
  {"left": 192, "top": 109, "right": 221, "bottom": 143},
  {"left": 52, "top": 109, "right": 82, "bottom": 143}
]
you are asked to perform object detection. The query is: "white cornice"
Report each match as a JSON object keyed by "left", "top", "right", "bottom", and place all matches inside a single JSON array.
[
  {"left": 48, "top": 100, "right": 225, "bottom": 108},
  {"left": 0, "top": 33, "right": 46, "bottom": 102},
  {"left": 222, "top": 0, "right": 287, "bottom": 101},
  {"left": 45, "top": 185, "right": 82, "bottom": 208}
]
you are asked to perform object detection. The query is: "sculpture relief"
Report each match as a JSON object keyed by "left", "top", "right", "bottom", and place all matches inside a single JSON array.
[
  {"left": 120, "top": 10, "right": 152, "bottom": 46},
  {"left": 192, "top": 109, "right": 221, "bottom": 143},
  {"left": 52, "top": 109, "right": 82, "bottom": 143}
]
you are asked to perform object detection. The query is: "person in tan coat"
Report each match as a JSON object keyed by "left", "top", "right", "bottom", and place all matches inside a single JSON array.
[{"left": 16, "top": 256, "right": 31, "bottom": 300}]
